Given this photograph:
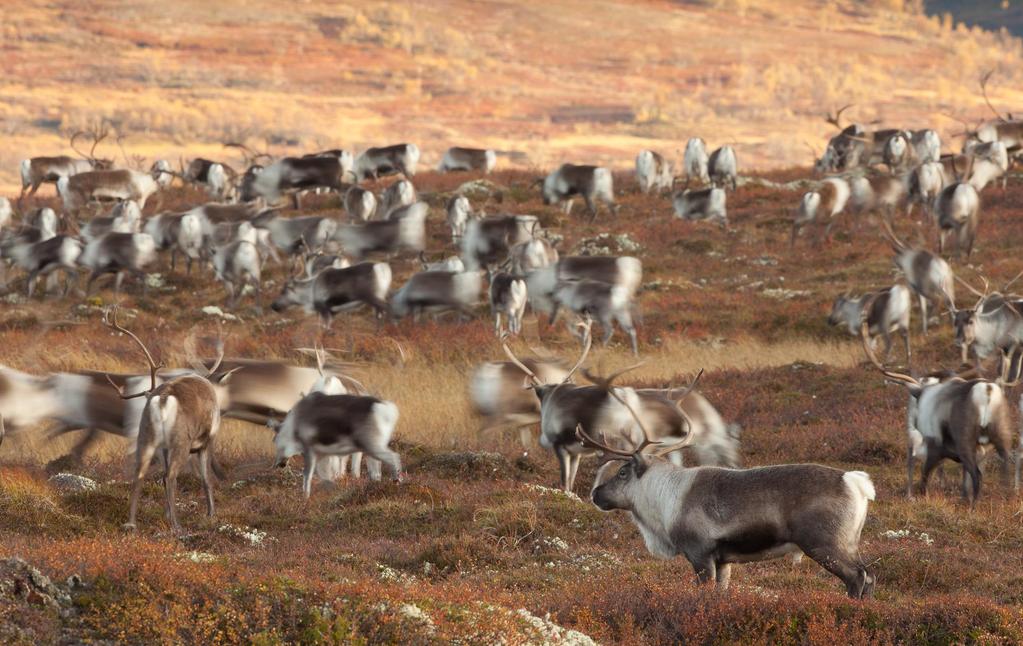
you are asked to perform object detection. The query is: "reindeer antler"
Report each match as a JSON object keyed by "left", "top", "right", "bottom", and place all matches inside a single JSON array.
[
  {"left": 103, "top": 307, "right": 162, "bottom": 399},
  {"left": 879, "top": 215, "right": 908, "bottom": 252},
  {"left": 980, "top": 69, "right": 1009, "bottom": 124},
  {"left": 860, "top": 317, "right": 919, "bottom": 388},
  {"left": 825, "top": 104, "right": 854, "bottom": 130}
]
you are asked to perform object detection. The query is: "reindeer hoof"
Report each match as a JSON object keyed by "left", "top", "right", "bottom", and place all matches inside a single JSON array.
[{"left": 121, "top": 522, "right": 137, "bottom": 532}]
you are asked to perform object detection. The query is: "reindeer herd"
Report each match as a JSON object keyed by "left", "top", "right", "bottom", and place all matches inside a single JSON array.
[{"left": 4, "top": 84, "right": 1023, "bottom": 599}]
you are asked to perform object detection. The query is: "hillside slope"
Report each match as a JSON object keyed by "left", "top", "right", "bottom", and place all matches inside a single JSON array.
[{"left": 2, "top": 0, "right": 1023, "bottom": 191}]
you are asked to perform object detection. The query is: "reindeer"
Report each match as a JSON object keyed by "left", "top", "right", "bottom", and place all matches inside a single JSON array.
[
  {"left": 509, "top": 234, "right": 559, "bottom": 274},
  {"left": 82, "top": 200, "right": 143, "bottom": 242},
  {"left": 379, "top": 179, "right": 416, "bottom": 218},
  {"left": 490, "top": 272, "right": 527, "bottom": 336},
  {"left": 19, "top": 128, "right": 114, "bottom": 203},
  {"left": 353, "top": 144, "right": 420, "bottom": 182},
  {"left": 0, "top": 198, "right": 10, "bottom": 230},
  {"left": 335, "top": 206, "right": 426, "bottom": 259},
  {"left": 910, "top": 129, "right": 942, "bottom": 164},
  {"left": 390, "top": 270, "right": 482, "bottom": 321},
  {"left": 881, "top": 218, "right": 955, "bottom": 335},
  {"left": 791, "top": 177, "right": 851, "bottom": 246},
  {"left": 906, "top": 161, "right": 946, "bottom": 220},
  {"left": 635, "top": 150, "right": 672, "bottom": 194},
  {"left": 252, "top": 211, "right": 337, "bottom": 255},
  {"left": 418, "top": 252, "right": 464, "bottom": 272},
  {"left": 439, "top": 147, "right": 496, "bottom": 173},
  {"left": 541, "top": 164, "right": 616, "bottom": 220},
  {"left": 882, "top": 131, "right": 916, "bottom": 175},
  {"left": 525, "top": 255, "right": 643, "bottom": 319},
  {"left": 470, "top": 356, "right": 570, "bottom": 450},
  {"left": 707, "top": 145, "right": 738, "bottom": 191},
  {"left": 0, "top": 366, "right": 60, "bottom": 437},
  {"left": 461, "top": 215, "right": 538, "bottom": 271},
  {"left": 270, "top": 390, "right": 402, "bottom": 498},
  {"left": 828, "top": 284, "right": 911, "bottom": 365},
  {"left": 673, "top": 187, "right": 727, "bottom": 228},
  {"left": 80, "top": 232, "right": 158, "bottom": 295},
  {"left": 935, "top": 181, "right": 980, "bottom": 259},
  {"left": 253, "top": 156, "right": 352, "bottom": 208},
  {"left": 344, "top": 186, "right": 378, "bottom": 222},
  {"left": 683, "top": 138, "right": 709, "bottom": 186},
  {"left": 212, "top": 222, "right": 262, "bottom": 308},
  {"left": 952, "top": 277, "right": 1023, "bottom": 372},
  {"left": 58, "top": 169, "right": 159, "bottom": 215},
  {"left": 102, "top": 310, "right": 234, "bottom": 531},
  {"left": 304, "top": 251, "right": 351, "bottom": 277},
  {"left": 150, "top": 160, "right": 173, "bottom": 189},
  {"left": 446, "top": 195, "right": 474, "bottom": 243},
  {"left": 861, "top": 321, "right": 1012, "bottom": 505},
  {"left": 633, "top": 385, "right": 741, "bottom": 468},
  {"left": 271, "top": 262, "right": 392, "bottom": 327},
  {"left": 580, "top": 423, "right": 876, "bottom": 598},
  {"left": 7, "top": 234, "right": 82, "bottom": 298},
  {"left": 964, "top": 141, "right": 1009, "bottom": 192},
  {"left": 848, "top": 174, "right": 906, "bottom": 220},
  {"left": 553, "top": 278, "right": 639, "bottom": 355}
]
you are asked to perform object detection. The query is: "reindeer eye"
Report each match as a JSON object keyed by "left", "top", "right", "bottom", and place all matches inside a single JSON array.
[{"left": 618, "top": 467, "right": 629, "bottom": 479}]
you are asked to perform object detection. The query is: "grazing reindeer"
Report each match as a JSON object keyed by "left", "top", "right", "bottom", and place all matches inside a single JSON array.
[
  {"left": 58, "top": 169, "right": 159, "bottom": 215},
  {"left": 446, "top": 195, "right": 474, "bottom": 243},
  {"left": 673, "top": 187, "right": 727, "bottom": 228},
  {"left": 707, "top": 145, "right": 738, "bottom": 191},
  {"left": 379, "top": 179, "right": 416, "bottom": 218},
  {"left": 271, "top": 262, "right": 392, "bottom": 327},
  {"left": 82, "top": 200, "right": 143, "bottom": 241},
  {"left": 541, "top": 164, "right": 616, "bottom": 220},
  {"left": 19, "top": 129, "right": 114, "bottom": 203},
  {"left": 490, "top": 272, "right": 528, "bottom": 336},
  {"left": 552, "top": 279, "right": 639, "bottom": 355},
  {"left": 934, "top": 181, "right": 980, "bottom": 258},
  {"left": 80, "top": 232, "right": 158, "bottom": 295},
  {"left": 252, "top": 211, "right": 337, "bottom": 255},
  {"left": 828, "top": 284, "right": 911, "bottom": 365},
  {"left": 213, "top": 222, "right": 262, "bottom": 308},
  {"left": 344, "top": 186, "right": 377, "bottom": 221},
  {"left": 791, "top": 177, "right": 851, "bottom": 246},
  {"left": 525, "top": 255, "right": 643, "bottom": 318},
  {"left": 8, "top": 234, "right": 82, "bottom": 298},
  {"left": 335, "top": 206, "right": 426, "bottom": 259},
  {"left": 252, "top": 156, "right": 351, "bottom": 208},
  {"left": 910, "top": 129, "right": 941, "bottom": 164},
  {"left": 509, "top": 235, "right": 559, "bottom": 274},
  {"left": 205, "top": 163, "right": 234, "bottom": 202},
  {"left": 461, "top": 214, "right": 538, "bottom": 271},
  {"left": 848, "top": 174, "right": 906, "bottom": 220},
  {"left": 305, "top": 252, "right": 351, "bottom": 277},
  {"left": 635, "top": 150, "right": 672, "bottom": 194},
  {"left": 861, "top": 322, "right": 1012, "bottom": 505},
  {"left": 390, "top": 270, "right": 482, "bottom": 320},
  {"left": 882, "top": 131, "right": 915, "bottom": 175},
  {"left": 439, "top": 147, "right": 496, "bottom": 173},
  {"left": 104, "top": 309, "right": 231, "bottom": 532},
  {"left": 952, "top": 279, "right": 1023, "bottom": 372},
  {"left": 470, "top": 356, "right": 571, "bottom": 447},
  {"left": 580, "top": 424, "right": 876, "bottom": 598},
  {"left": 881, "top": 219, "right": 955, "bottom": 334},
  {"left": 353, "top": 144, "right": 420, "bottom": 181},
  {"left": 906, "top": 162, "right": 946, "bottom": 220},
  {"left": 150, "top": 160, "right": 173, "bottom": 189},
  {"left": 683, "top": 137, "right": 709, "bottom": 185},
  {"left": 270, "top": 390, "right": 402, "bottom": 498}
]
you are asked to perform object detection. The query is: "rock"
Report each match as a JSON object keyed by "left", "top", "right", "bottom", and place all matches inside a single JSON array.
[
  {"left": 456, "top": 179, "right": 506, "bottom": 200},
  {"left": 48, "top": 473, "right": 98, "bottom": 493},
  {"left": 201, "top": 305, "right": 239, "bottom": 321},
  {"left": 0, "top": 558, "right": 72, "bottom": 612}
]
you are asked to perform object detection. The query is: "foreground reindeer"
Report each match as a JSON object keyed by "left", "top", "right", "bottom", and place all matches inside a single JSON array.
[
  {"left": 581, "top": 424, "right": 876, "bottom": 598},
  {"left": 104, "top": 310, "right": 230, "bottom": 532},
  {"left": 862, "top": 320, "right": 1013, "bottom": 504},
  {"left": 470, "top": 357, "right": 570, "bottom": 448}
]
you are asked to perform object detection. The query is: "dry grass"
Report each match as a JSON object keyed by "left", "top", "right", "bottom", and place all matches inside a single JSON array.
[{"left": 4, "top": 0, "right": 1023, "bottom": 192}]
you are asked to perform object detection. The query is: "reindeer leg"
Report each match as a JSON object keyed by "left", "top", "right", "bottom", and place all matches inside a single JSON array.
[
  {"left": 350, "top": 452, "right": 363, "bottom": 479},
  {"left": 25, "top": 269, "right": 40, "bottom": 298},
  {"left": 125, "top": 441, "right": 158, "bottom": 531},
  {"left": 555, "top": 444, "right": 572, "bottom": 492},
  {"left": 715, "top": 563, "right": 733, "bottom": 590},
  {"left": 302, "top": 450, "right": 318, "bottom": 499},
  {"left": 567, "top": 453, "right": 582, "bottom": 492},
  {"left": 164, "top": 447, "right": 186, "bottom": 532},
  {"left": 919, "top": 294, "right": 929, "bottom": 336},
  {"left": 198, "top": 447, "right": 215, "bottom": 518},
  {"left": 919, "top": 451, "right": 943, "bottom": 498}
]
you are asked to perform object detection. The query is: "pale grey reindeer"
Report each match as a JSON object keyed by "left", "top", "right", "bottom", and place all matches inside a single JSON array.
[
  {"left": 470, "top": 356, "right": 571, "bottom": 449},
  {"left": 935, "top": 181, "right": 980, "bottom": 259},
  {"left": 881, "top": 219, "right": 955, "bottom": 335},
  {"left": 635, "top": 149, "right": 672, "bottom": 194},
  {"left": 525, "top": 255, "right": 642, "bottom": 320},
  {"left": 707, "top": 145, "right": 738, "bottom": 191},
  {"left": 390, "top": 269, "right": 482, "bottom": 321},
  {"left": 379, "top": 179, "right": 416, "bottom": 218},
  {"left": 906, "top": 161, "right": 946, "bottom": 220},
  {"left": 552, "top": 278, "right": 640, "bottom": 355},
  {"left": 446, "top": 194, "right": 474, "bottom": 243},
  {"left": 581, "top": 424, "right": 876, "bottom": 598},
  {"left": 352, "top": 143, "right": 420, "bottom": 182},
  {"left": 683, "top": 137, "right": 709, "bottom": 186},
  {"left": 344, "top": 186, "right": 378, "bottom": 222},
  {"left": 212, "top": 221, "right": 262, "bottom": 308},
  {"left": 461, "top": 214, "right": 538, "bottom": 271},
  {"left": 951, "top": 278, "right": 1023, "bottom": 373},
  {"left": 828, "top": 284, "right": 912, "bottom": 365},
  {"left": 80, "top": 231, "right": 158, "bottom": 295},
  {"left": 334, "top": 206, "right": 426, "bottom": 259}
]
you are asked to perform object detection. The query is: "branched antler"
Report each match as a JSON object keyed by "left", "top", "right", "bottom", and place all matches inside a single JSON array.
[{"left": 103, "top": 306, "right": 162, "bottom": 399}]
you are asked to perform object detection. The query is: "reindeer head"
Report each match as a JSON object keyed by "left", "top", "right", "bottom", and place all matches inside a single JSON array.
[
  {"left": 70, "top": 125, "right": 114, "bottom": 170},
  {"left": 827, "top": 292, "right": 853, "bottom": 327}
]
